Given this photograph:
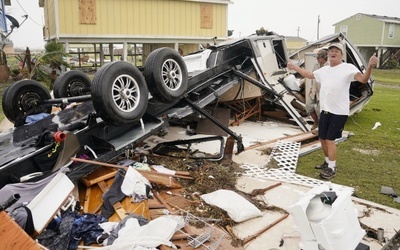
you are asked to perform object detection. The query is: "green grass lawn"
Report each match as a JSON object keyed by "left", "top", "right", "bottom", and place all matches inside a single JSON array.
[{"left": 372, "top": 68, "right": 400, "bottom": 85}]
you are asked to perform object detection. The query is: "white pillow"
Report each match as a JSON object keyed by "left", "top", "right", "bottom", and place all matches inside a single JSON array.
[{"left": 200, "top": 189, "right": 262, "bottom": 223}]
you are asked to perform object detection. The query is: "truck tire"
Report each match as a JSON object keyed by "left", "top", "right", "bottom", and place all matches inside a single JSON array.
[
  {"left": 91, "top": 61, "right": 148, "bottom": 125},
  {"left": 2, "top": 80, "right": 52, "bottom": 123},
  {"left": 144, "top": 47, "right": 188, "bottom": 103},
  {"left": 53, "top": 70, "right": 91, "bottom": 98}
]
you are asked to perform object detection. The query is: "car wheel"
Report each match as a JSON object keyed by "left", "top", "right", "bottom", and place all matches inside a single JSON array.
[
  {"left": 91, "top": 61, "right": 149, "bottom": 125},
  {"left": 53, "top": 70, "right": 91, "bottom": 98},
  {"left": 2, "top": 80, "right": 52, "bottom": 123},
  {"left": 144, "top": 47, "right": 188, "bottom": 103}
]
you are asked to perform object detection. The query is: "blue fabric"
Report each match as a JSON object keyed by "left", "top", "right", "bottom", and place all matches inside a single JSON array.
[
  {"left": 37, "top": 212, "right": 75, "bottom": 250},
  {"left": 68, "top": 212, "right": 107, "bottom": 250},
  {"left": 25, "top": 113, "right": 50, "bottom": 124}
]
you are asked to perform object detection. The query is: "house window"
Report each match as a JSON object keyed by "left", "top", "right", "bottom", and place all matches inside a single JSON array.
[
  {"left": 340, "top": 25, "right": 348, "bottom": 36},
  {"left": 356, "top": 14, "right": 361, "bottom": 21},
  {"left": 388, "top": 24, "right": 395, "bottom": 39}
]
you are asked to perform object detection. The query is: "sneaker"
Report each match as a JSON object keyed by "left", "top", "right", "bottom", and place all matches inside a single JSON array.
[
  {"left": 315, "top": 161, "right": 328, "bottom": 169},
  {"left": 320, "top": 167, "right": 336, "bottom": 179}
]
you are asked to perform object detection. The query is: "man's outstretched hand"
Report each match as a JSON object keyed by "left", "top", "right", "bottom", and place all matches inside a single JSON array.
[
  {"left": 369, "top": 53, "right": 378, "bottom": 68},
  {"left": 287, "top": 60, "right": 295, "bottom": 70}
]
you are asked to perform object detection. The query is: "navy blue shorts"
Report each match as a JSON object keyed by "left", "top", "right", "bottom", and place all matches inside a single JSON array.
[{"left": 318, "top": 111, "right": 348, "bottom": 140}]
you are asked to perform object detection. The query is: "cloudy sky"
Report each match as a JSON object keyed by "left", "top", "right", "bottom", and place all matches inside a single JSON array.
[
  {"left": 4, "top": 0, "right": 400, "bottom": 49},
  {"left": 228, "top": 0, "right": 400, "bottom": 41},
  {"left": 4, "top": 0, "right": 44, "bottom": 49}
]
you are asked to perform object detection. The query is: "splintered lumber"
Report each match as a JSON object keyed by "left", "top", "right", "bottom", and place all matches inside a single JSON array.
[
  {"left": 245, "top": 131, "right": 317, "bottom": 150},
  {"left": 242, "top": 213, "right": 289, "bottom": 244},
  {"left": 153, "top": 191, "right": 174, "bottom": 212},
  {"left": 158, "top": 189, "right": 199, "bottom": 210},
  {"left": 79, "top": 166, "right": 150, "bottom": 221},
  {"left": 72, "top": 157, "right": 191, "bottom": 188},
  {"left": 164, "top": 195, "right": 194, "bottom": 210},
  {"left": 150, "top": 166, "right": 191, "bottom": 177},
  {"left": 72, "top": 157, "right": 193, "bottom": 179},
  {"left": 80, "top": 166, "right": 117, "bottom": 187},
  {"left": 96, "top": 180, "right": 127, "bottom": 220}
]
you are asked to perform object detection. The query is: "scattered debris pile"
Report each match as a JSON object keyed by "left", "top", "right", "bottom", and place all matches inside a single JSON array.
[{"left": 1, "top": 139, "right": 290, "bottom": 250}]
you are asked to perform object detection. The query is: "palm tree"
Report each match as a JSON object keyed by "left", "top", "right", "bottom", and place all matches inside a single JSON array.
[{"left": 30, "top": 42, "right": 70, "bottom": 89}]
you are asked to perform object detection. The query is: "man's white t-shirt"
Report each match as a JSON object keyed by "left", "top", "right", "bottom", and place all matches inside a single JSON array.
[{"left": 313, "top": 63, "right": 359, "bottom": 116}]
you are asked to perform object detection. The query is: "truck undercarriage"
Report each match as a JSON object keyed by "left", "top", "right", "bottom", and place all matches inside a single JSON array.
[{"left": 0, "top": 32, "right": 373, "bottom": 189}]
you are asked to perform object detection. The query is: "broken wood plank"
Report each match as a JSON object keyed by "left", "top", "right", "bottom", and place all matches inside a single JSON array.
[
  {"left": 112, "top": 202, "right": 127, "bottom": 220},
  {"left": 171, "top": 232, "right": 190, "bottom": 240},
  {"left": 250, "top": 182, "right": 282, "bottom": 196},
  {"left": 78, "top": 166, "right": 151, "bottom": 222},
  {"left": 73, "top": 157, "right": 186, "bottom": 188},
  {"left": 165, "top": 195, "right": 195, "bottom": 211},
  {"left": 150, "top": 166, "right": 191, "bottom": 176},
  {"left": 83, "top": 186, "right": 91, "bottom": 213},
  {"left": 153, "top": 191, "right": 174, "bottom": 212},
  {"left": 96, "top": 180, "right": 128, "bottom": 220},
  {"left": 79, "top": 178, "right": 113, "bottom": 214},
  {"left": 140, "top": 171, "right": 182, "bottom": 189},
  {"left": 80, "top": 166, "right": 117, "bottom": 187},
  {"left": 72, "top": 157, "right": 193, "bottom": 180},
  {"left": 149, "top": 208, "right": 167, "bottom": 220},
  {"left": 96, "top": 180, "right": 109, "bottom": 192},
  {"left": 0, "top": 211, "right": 42, "bottom": 250},
  {"left": 148, "top": 197, "right": 164, "bottom": 209},
  {"left": 242, "top": 213, "right": 289, "bottom": 244},
  {"left": 244, "top": 131, "right": 317, "bottom": 151}
]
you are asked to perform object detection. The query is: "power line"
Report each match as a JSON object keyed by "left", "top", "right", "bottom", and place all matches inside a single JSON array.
[{"left": 15, "top": 0, "right": 42, "bottom": 26}]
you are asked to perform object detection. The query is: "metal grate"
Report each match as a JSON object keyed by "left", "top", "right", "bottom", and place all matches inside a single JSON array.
[
  {"left": 241, "top": 140, "right": 325, "bottom": 187},
  {"left": 167, "top": 210, "right": 226, "bottom": 250}
]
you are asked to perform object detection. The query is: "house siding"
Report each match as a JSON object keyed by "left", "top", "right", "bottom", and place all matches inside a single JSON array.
[
  {"left": 43, "top": 0, "right": 57, "bottom": 40},
  {"left": 334, "top": 14, "right": 383, "bottom": 45},
  {"left": 383, "top": 22, "right": 400, "bottom": 46},
  {"left": 334, "top": 13, "right": 400, "bottom": 68},
  {"left": 55, "top": 0, "right": 227, "bottom": 39},
  {"left": 334, "top": 13, "right": 400, "bottom": 47}
]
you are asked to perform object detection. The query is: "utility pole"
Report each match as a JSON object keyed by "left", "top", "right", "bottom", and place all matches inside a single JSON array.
[
  {"left": 297, "top": 27, "right": 300, "bottom": 37},
  {"left": 317, "top": 15, "right": 320, "bottom": 40}
]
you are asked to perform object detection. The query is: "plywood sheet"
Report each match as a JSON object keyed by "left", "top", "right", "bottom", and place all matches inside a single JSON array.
[
  {"left": 200, "top": 3, "right": 213, "bottom": 29},
  {"left": 0, "top": 212, "right": 41, "bottom": 250},
  {"left": 79, "top": 0, "right": 96, "bottom": 24}
]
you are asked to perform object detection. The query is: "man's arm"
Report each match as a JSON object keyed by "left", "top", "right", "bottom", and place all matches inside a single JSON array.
[
  {"left": 355, "top": 53, "right": 378, "bottom": 83},
  {"left": 287, "top": 61, "right": 315, "bottom": 79}
]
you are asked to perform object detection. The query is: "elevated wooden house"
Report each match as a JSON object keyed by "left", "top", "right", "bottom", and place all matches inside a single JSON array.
[
  {"left": 39, "top": 0, "right": 232, "bottom": 65},
  {"left": 333, "top": 13, "right": 400, "bottom": 68}
]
